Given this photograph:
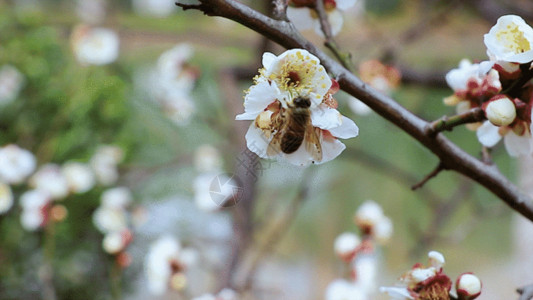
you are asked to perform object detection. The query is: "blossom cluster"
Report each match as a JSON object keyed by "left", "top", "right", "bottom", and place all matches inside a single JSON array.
[
  {"left": 380, "top": 251, "right": 482, "bottom": 300},
  {"left": 445, "top": 15, "right": 533, "bottom": 156},
  {"left": 287, "top": 0, "right": 359, "bottom": 37},
  {"left": 137, "top": 44, "right": 199, "bottom": 126},
  {"left": 236, "top": 49, "right": 358, "bottom": 166},
  {"left": 0, "top": 144, "right": 124, "bottom": 233},
  {"left": 326, "top": 200, "right": 393, "bottom": 300}
]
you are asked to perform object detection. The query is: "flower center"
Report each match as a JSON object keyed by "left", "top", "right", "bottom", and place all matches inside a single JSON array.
[
  {"left": 497, "top": 24, "right": 531, "bottom": 54},
  {"left": 287, "top": 71, "right": 301, "bottom": 87}
]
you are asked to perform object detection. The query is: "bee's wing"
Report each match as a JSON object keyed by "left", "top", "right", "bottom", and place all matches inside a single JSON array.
[
  {"left": 267, "top": 130, "right": 283, "bottom": 157},
  {"left": 304, "top": 126, "right": 323, "bottom": 162}
]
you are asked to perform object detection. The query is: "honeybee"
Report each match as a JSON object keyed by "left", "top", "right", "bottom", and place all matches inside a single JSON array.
[{"left": 267, "top": 96, "right": 323, "bottom": 162}]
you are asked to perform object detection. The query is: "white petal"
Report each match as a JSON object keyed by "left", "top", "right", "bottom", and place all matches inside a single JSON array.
[
  {"left": 262, "top": 52, "right": 277, "bottom": 69},
  {"left": 236, "top": 80, "right": 280, "bottom": 120},
  {"left": 476, "top": 121, "right": 502, "bottom": 147},
  {"left": 280, "top": 141, "right": 315, "bottom": 166},
  {"left": 504, "top": 131, "right": 532, "bottom": 157},
  {"left": 328, "top": 116, "right": 359, "bottom": 139},
  {"left": 315, "top": 134, "right": 346, "bottom": 165},
  {"left": 244, "top": 124, "right": 271, "bottom": 159},
  {"left": 336, "top": 0, "right": 358, "bottom": 10},
  {"left": 311, "top": 104, "right": 342, "bottom": 130},
  {"left": 348, "top": 97, "right": 372, "bottom": 115},
  {"left": 379, "top": 286, "right": 414, "bottom": 299},
  {"left": 286, "top": 7, "right": 314, "bottom": 31}
]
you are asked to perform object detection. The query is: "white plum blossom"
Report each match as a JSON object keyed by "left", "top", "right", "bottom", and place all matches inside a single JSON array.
[
  {"left": 62, "top": 162, "right": 96, "bottom": 194},
  {"left": 29, "top": 164, "right": 69, "bottom": 200},
  {"left": 71, "top": 25, "right": 119, "bottom": 66},
  {"left": 20, "top": 189, "right": 51, "bottom": 231},
  {"left": 145, "top": 235, "right": 191, "bottom": 295},
  {"left": 0, "top": 144, "right": 36, "bottom": 185},
  {"left": 236, "top": 49, "right": 358, "bottom": 166},
  {"left": 0, "top": 182, "right": 13, "bottom": 214},
  {"left": 0, "top": 65, "right": 24, "bottom": 106},
  {"left": 90, "top": 145, "right": 124, "bottom": 186},
  {"left": 325, "top": 279, "right": 366, "bottom": 300},
  {"left": 137, "top": 44, "right": 197, "bottom": 126},
  {"left": 484, "top": 15, "right": 533, "bottom": 64},
  {"left": 132, "top": 0, "right": 177, "bottom": 18},
  {"left": 287, "top": 0, "right": 358, "bottom": 37}
]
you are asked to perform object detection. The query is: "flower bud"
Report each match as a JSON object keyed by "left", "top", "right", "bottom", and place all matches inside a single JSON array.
[
  {"left": 456, "top": 273, "right": 481, "bottom": 300},
  {"left": 484, "top": 96, "right": 516, "bottom": 126},
  {"left": 428, "top": 251, "right": 445, "bottom": 269},
  {"left": 334, "top": 232, "right": 361, "bottom": 261}
]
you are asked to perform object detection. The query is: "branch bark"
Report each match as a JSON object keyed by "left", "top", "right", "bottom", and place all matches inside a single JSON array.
[{"left": 176, "top": 0, "right": 533, "bottom": 222}]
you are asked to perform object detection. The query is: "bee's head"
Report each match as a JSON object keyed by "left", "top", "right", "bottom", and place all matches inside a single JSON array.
[{"left": 292, "top": 96, "right": 311, "bottom": 108}]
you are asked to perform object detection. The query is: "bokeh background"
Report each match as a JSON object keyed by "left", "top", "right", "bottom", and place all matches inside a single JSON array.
[{"left": 0, "top": 0, "right": 532, "bottom": 299}]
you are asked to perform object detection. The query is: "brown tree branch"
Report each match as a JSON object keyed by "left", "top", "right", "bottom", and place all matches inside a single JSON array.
[
  {"left": 427, "top": 108, "right": 485, "bottom": 136},
  {"left": 176, "top": 0, "right": 533, "bottom": 222}
]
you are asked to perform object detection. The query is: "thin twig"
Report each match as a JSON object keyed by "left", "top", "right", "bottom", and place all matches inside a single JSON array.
[
  {"left": 427, "top": 108, "right": 485, "bottom": 136},
  {"left": 412, "top": 162, "right": 447, "bottom": 190},
  {"left": 314, "top": 0, "right": 354, "bottom": 71}
]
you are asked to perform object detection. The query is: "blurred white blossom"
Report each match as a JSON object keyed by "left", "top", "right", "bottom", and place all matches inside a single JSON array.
[
  {"left": 0, "top": 65, "right": 24, "bottom": 106},
  {"left": 93, "top": 187, "right": 132, "bottom": 234},
  {"left": 30, "top": 164, "right": 69, "bottom": 200},
  {"left": 62, "top": 162, "right": 95, "bottom": 194},
  {"left": 136, "top": 44, "right": 198, "bottom": 126},
  {"left": 194, "top": 144, "right": 223, "bottom": 173},
  {"left": 71, "top": 25, "right": 119, "bottom": 66},
  {"left": 20, "top": 189, "right": 51, "bottom": 231},
  {"left": 145, "top": 235, "right": 185, "bottom": 295},
  {"left": 0, "top": 144, "right": 36, "bottom": 185},
  {"left": 90, "top": 145, "right": 124, "bottom": 186},
  {"left": 325, "top": 279, "right": 366, "bottom": 300}
]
